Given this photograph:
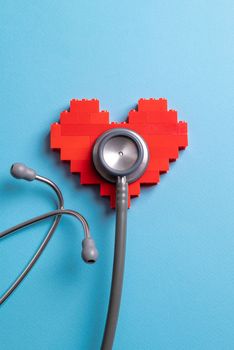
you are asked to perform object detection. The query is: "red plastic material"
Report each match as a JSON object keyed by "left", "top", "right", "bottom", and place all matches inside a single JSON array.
[{"left": 50, "top": 98, "right": 188, "bottom": 208}]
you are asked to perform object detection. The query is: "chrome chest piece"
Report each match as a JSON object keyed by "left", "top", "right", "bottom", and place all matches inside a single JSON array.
[{"left": 92, "top": 128, "right": 149, "bottom": 183}]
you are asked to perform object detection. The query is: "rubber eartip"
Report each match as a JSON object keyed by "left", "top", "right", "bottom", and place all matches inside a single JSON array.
[
  {"left": 81, "top": 238, "right": 99, "bottom": 264},
  {"left": 10, "top": 163, "right": 37, "bottom": 181}
]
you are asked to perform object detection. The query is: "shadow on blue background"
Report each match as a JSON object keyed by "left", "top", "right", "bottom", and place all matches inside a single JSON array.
[{"left": 0, "top": 1, "right": 234, "bottom": 349}]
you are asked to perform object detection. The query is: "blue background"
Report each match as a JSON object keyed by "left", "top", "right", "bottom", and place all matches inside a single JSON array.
[{"left": 0, "top": 1, "right": 234, "bottom": 349}]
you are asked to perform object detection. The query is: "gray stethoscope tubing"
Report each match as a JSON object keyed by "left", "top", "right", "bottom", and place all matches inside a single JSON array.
[
  {"left": 93, "top": 128, "right": 149, "bottom": 350},
  {"left": 0, "top": 164, "right": 98, "bottom": 305},
  {"left": 101, "top": 176, "right": 128, "bottom": 350}
]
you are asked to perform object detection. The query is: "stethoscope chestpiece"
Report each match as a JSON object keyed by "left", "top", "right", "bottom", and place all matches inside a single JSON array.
[{"left": 92, "top": 128, "right": 149, "bottom": 183}]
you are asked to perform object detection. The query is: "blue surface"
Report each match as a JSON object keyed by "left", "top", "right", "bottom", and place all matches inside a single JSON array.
[{"left": 0, "top": 1, "right": 234, "bottom": 349}]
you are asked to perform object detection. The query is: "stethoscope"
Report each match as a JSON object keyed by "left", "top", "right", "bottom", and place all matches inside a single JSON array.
[{"left": 0, "top": 128, "right": 149, "bottom": 350}]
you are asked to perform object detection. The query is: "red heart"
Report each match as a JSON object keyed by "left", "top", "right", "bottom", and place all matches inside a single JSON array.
[{"left": 50, "top": 98, "right": 188, "bottom": 208}]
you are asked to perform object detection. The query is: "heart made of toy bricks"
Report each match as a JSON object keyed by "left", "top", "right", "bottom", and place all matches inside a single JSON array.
[{"left": 50, "top": 98, "right": 188, "bottom": 208}]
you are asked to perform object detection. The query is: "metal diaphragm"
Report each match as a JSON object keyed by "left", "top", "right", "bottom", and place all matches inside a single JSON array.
[{"left": 92, "top": 128, "right": 149, "bottom": 183}]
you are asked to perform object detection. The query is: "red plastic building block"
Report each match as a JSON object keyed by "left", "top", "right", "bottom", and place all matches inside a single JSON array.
[{"left": 50, "top": 98, "right": 188, "bottom": 208}]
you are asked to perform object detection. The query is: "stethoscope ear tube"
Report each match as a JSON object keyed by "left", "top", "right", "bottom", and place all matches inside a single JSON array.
[
  {"left": 101, "top": 176, "right": 128, "bottom": 350},
  {"left": 0, "top": 165, "right": 98, "bottom": 305}
]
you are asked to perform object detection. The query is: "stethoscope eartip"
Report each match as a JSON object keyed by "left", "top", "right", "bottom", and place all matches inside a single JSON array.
[
  {"left": 10, "top": 163, "right": 37, "bottom": 181},
  {"left": 81, "top": 238, "right": 99, "bottom": 264}
]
